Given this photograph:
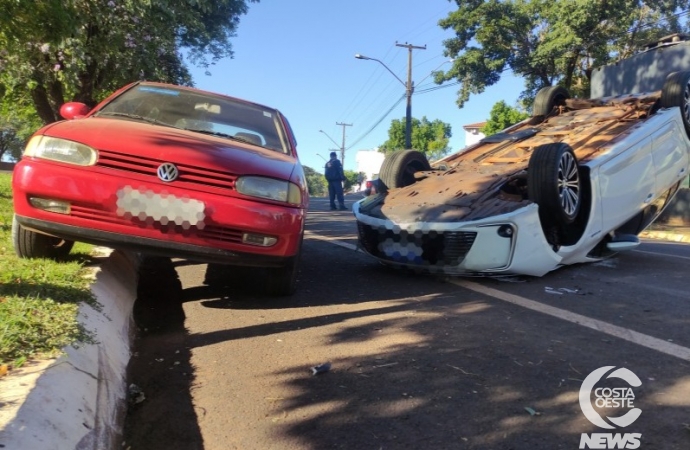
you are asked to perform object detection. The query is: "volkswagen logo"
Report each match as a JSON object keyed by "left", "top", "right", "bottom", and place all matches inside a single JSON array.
[{"left": 157, "top": 163, "right": 179, "bottom": 182}]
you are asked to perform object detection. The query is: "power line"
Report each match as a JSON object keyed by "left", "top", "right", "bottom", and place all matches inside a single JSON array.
[
  {"left": 414, "top": 81, "right": 460, "bottom": 95},
  {"left": 342, "top": 8, "right": 690, "bottom": 153},
  {"left": 346, "top": 94, "right": 405, "bottom": 151}
]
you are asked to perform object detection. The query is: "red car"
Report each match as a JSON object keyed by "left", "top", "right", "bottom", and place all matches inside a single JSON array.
[{"left": 12, "top": 82, "right": 308, "bottom": 295}]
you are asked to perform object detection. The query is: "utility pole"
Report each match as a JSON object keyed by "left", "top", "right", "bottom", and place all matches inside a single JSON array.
[
  {"left": 335, "top": 122, "right": 352, "bottom": 167},
  {"left": 395, "top": 42, "right": 426, "bottom": 149}
]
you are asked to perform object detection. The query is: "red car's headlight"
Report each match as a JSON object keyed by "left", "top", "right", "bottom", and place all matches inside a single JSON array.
[
  {"left": 235, "top": 176, "right": 302, "bottom": 205},
  {"left": 24, "top": 135, "right": 98, "bottom": 166}
]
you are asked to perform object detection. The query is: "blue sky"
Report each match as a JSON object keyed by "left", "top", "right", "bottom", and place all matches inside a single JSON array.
[{"left": 188, "top": 0, "right": 525, "bottom": 172}]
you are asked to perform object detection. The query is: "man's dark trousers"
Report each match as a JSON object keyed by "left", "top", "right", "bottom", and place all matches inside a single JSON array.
[{"left": 328, "top": 180, "right": 345, "bottom": 210}]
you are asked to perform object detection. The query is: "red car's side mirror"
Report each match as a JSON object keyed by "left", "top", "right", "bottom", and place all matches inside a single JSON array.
[{"left": 60, "top": 102, "right": 91, "bottom": 120}]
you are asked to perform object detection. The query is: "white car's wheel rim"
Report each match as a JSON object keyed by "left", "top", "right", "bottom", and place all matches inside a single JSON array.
[{"left": 558, "top": 151, "right": 580, "bottom": 216}]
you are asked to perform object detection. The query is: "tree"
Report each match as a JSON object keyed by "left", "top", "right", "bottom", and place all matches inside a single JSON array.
[
  {"left": 303, "top": 166, "right": 327, "bottom": 197},
  {"left": 379, "top": 116, "right": 452, "bottom": 161},
  {"left": 0, "top": 0, "right": 255, "bottom": 124},
  {"left": 0, "top": 126, "right": 23, "bottom": 161},
  {"left": 0, "top": 88, "right": 43, "bottom": 161},
  {"left": 343, "top": 170, "right": 359, "bottom": 192},
  {"left": 435, "top": 0, "right": 690, "bottom": 108},
  {"left": 481, "top": 101, "right": 530, "bottom": 136}
]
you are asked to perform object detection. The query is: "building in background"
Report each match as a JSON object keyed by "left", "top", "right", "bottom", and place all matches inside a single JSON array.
[{"left": 462, "top": 121, "right": 486, "bottom": 148}]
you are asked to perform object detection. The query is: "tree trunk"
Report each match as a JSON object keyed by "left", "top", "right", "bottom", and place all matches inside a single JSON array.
[
  {"left": 76, "top": 61, "right": 99, "bottom": 106},
  {"left": 30, "top": 84, "right": 59, "bottom": 124}
]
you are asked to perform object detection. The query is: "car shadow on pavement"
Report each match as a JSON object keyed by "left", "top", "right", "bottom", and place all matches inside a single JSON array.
[
  {"left": 123, "top": 256, "right": 204, "bottom": 450},
  {"left": 181, "top": 238, "right": 443, "bottom": 310}
]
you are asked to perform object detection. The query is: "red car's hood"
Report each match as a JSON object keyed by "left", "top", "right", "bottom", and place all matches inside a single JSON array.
[{"left": 41, "top": 117, "right": 298, "bottom": 180}]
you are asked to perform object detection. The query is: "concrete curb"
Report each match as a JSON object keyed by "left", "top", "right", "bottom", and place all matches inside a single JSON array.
[{"left": 0, "top": 250, "right": 140, "bottom": 450}]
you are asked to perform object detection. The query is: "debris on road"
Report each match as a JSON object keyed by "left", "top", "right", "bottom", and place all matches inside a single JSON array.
[
  {"left": 545, "top": 286, "right": 581, "bottom": 295},
  {"left": 446, "top": 364, "right": 478, "bottom": 376},
  {"left": 128, "top": 383, "right": 146, "bottom": 405},
  {"left": 373, "top": 362, "right": 398, "bottom": 369},
  {"left": 311, "top": 362, "right": 331, "bottom": 375},
  {"left": 524, "top": 406, "right": 541, "bottom": 416}
]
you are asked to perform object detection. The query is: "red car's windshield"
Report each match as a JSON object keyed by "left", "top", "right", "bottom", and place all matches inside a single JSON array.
[{"left": 95, "top": 84, "right": 291, "bottom": 154}]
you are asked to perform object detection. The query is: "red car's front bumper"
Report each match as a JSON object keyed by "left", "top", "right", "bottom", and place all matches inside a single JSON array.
[{"left": 13, "top": 160, "right": 305, "bottom": 266}]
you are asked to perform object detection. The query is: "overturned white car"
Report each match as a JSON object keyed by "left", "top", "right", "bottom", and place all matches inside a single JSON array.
[{"left": 354, "top": 35, "right": 690, "bottom": 276}]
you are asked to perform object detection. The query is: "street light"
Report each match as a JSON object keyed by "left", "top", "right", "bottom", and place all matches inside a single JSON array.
[
  {"left": 355, "top": 53, "right": 412, "bottom": 149},
  {"left": 355, "top": 43, "right": 426, "bottom": 149},
  {"left": 354, "top": 54, "right": 406, "bottom": 87}
]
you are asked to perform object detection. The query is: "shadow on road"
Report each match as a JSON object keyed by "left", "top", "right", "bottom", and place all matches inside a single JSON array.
[
  {"left": 122, "top": 213, "right": 690, "bottom": 449},
  {"left": 123, "top": 256, "right": 203, "bottom": 450}
]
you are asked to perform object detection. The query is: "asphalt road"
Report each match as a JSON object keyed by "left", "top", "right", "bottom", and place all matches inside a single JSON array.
[{"left": 122, "top": 196, "right": 690, "bottom": 450}]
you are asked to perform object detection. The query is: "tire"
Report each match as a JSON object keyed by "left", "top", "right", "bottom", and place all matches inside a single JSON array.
[
  {"left": 12, "top": 215, "right": 75, "bottom": 259},
  {"left": 532, "top": 86, "right": 570, "bottom": 118},
  {"left": 265, "top": 237, "right": 302, "bottom": 296},
  {"left": 379, "top": 150, "right": 431, "bottom": 189},
  {"left": 375, "top": 151, "right": 404, "bottom": 192},
  {"left": 528, "top": 143, "right": 581, "bottom": 226},
  {"left": 660, "top": 71, "right": 690, "bottom": 138}
]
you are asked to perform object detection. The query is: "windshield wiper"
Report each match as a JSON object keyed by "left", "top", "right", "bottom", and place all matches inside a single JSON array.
[
  {"left": 182, "top": 128, "right": 264, "bottom": 146},
  {"left": 182, "top": 128, "right": 234, "bottom": 139},
  {"left": 97, "top": 112, "right": 170, "bottom": 126}
]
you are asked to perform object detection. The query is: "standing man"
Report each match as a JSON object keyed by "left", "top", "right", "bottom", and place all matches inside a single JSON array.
[{"left": 324, "top": 151, "right": 347, "bottom": 210}]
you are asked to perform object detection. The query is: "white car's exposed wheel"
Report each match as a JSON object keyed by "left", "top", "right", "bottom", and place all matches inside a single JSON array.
[
  {"left": 379, "top": 149, "right": 431, "bottom": 189},
  {"left": 661, "top": 70, "right": 690, "bottom": 137},
  {"left": 12, "top": 215, "right": 75, "bottom": 259},
  {"left": 532, "top": 86, "right": 570, "bottom": 118},
  {"left": 528, "top": 143, "right": 581, "bottom": 226}
]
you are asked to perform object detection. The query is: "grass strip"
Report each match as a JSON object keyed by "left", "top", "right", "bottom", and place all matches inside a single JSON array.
[{"left": 0, "top": 172, "right": 96, "bottom": 367}]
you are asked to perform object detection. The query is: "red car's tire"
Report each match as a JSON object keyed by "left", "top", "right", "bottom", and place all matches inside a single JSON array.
[
  {"left": 265, "top": 238, "right": 302, "bottom": 296},
  {"left": 12, "top": 215, "right": 74, "bottom": 259}
]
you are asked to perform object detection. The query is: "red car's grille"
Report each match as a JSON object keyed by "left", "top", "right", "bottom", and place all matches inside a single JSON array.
[
  {"left": 197, "top": 225, "right": 244, "bottom": 243},
  {"left": 97, "top": 149, "right": 237, "bottom": 190},
  {"left": 69, "top": 204, "right": 244, "bottom": 245}
]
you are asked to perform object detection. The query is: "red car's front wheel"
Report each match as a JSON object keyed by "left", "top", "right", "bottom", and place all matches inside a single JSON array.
[{"left": 12, "top": 215, "right": 75, "bottom": 259}]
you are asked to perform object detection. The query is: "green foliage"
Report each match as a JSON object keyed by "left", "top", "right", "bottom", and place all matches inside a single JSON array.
[
  {"left": 0, "top": 94, "right": 42, "bottom": 161},
  {"left": 0, "top": 126, "right": 23, "bottom": 162},
  {"left": 379, "top": 116, "right": 452, "bottom": 161},
  {"left": 0, "top": 0, "right": 255, "bottom": 123},
  {"left": 0, "top": 173, "right": 96, "bottom": 366},
  {"left": 343, "top": 170, "right": 359, "bottom": 192},
  {"left": 303, "top": 165, "right": 358, "bottom": 195},
  {"left": 303, "top": 165, "right": 327, "bottom": 197},
  {"left": 0, "top": 92, "right": 43, "bottom": 160},
  {"left": 436, "top": 0, "right": 690, "bottom": 107},
  {"left": 481, "top": 101, "right": 530, "bottom": 135}
]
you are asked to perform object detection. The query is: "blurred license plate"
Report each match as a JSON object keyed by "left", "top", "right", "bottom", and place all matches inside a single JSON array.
[{"left": 116, "top": 186, "right": 205, "bottom": 228}]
